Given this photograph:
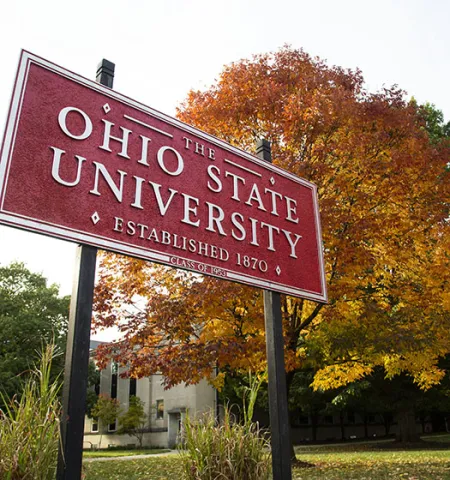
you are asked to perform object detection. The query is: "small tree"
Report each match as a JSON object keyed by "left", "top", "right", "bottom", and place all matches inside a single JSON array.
[
  {"left": 0, "top": 262, "right": 69, "bottom": 408},
  {"left": 118, "top": 395, "right": 148, "bottom": 448},
  {"left": 91, "top": 394, "right": 121, "bottom": 448},
  {"left": 85, "top": 360, "right": 101, "bottom": 419}
]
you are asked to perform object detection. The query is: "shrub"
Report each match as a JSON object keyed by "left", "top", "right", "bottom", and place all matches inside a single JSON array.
[
  {"left": 0, "top": 344, "right": 62, "bottom": 479},
  {"left": 179, "top": 373, "right": 271, "bottom": 480}
]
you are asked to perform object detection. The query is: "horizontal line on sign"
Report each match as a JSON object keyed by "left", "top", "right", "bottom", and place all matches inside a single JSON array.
[
  {"left": 224, "top": 158, "right": 262, "bottom": 177},
  {"left": 123, "top": 114, "right": 173, "bottom": 138}
]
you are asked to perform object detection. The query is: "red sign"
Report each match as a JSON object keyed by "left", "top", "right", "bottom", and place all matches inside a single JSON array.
[{"left": 0, "top": 51, "right": 327, "bottom": 302}]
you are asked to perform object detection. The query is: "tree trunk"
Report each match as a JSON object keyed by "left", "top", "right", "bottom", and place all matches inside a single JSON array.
[
  {"left": 285, "top": 371, "right": 314, "bottom": 467},
  {"left": 382, "top": 413, "right": 392, "bottom": 436},
  {"left": 419, "top": 413, "right": 426, "bottom": 434},
  {"left": 311, "top": 413, "right": 318, "bottom": 442},
  {"left": 396, "top": 409, "right": 421, "bottom": 443},
  {"left": 363, "top": 413, "right": 369, "bottom": 439}
]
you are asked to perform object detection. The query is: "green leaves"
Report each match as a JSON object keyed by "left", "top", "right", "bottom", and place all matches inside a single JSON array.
[
  {"left": 0, "top": 262, "right": 69, "bottom": 406},
  {"left": 91, "top": 394, "right": 122, "bottom": 428}
]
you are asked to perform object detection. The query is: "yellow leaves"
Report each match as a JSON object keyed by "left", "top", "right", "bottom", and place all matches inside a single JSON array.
[
  {"left": 234, "top": 306, "right": 248, "bottom": 317},
  {"left": 296, "top": 347, "right": 307, "bottom": 359},
  {"left": 209, "top": 372, "right": 226, "bottom": 391},
  {"left": 413, "top": 368, "right": 446, "bottom": 390},
  {"left": 312, "top": 362, "right": 373, "bottom": 391},
  {"left": 383, "top": 353, "right": 446, "bottom": 390},
  {"left": 311, "top": 348, "right": 447, "bottom": 394},
  {"left": 442, "top": 291, "right": 450, "bottom": 311}
]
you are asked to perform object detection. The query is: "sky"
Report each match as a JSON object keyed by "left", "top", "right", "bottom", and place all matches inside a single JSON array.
[{"left": 1, "top": 0, "right": 449, "bottom": 338}]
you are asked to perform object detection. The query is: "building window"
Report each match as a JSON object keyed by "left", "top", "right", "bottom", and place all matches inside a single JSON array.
[
  {"left": 91, "top": 419, "right": 99, "bottom": 433},
  {"left": 108, "top": 421, "right": 117, "bottom": 432},
  {"left": 291, "top": 411, "right": 309, "bottom": 426},
  {"left": 156, "top": 399, "right": 164, "bottom": 419},
  {"left": 129, "top": 378, "right": 137, "bottom": 399},
  {"left": 111, "top": 362, "right": 118, "bottom": 399},
  {"left": 367, "top": 414, "right": 376, "bottom": 424},
  {"left": 298, "top": 415, "right": 309, "bottom": 425}
]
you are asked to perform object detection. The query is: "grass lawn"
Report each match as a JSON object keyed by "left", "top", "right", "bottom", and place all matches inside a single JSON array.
[{"left": 83, "top": 436, "right": 450, "bottom": 479}]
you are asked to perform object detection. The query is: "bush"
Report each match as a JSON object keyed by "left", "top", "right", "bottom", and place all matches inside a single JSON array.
[
  {"left": 0, "top": 345, "right": 62, "bottom": 479},
  {"left": 179, "top": 373, "right": 271, "bottom": 480}
]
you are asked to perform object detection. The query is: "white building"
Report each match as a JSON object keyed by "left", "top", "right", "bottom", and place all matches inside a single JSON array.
[{"left": 83, "top": 348, "right": 216, "bottom": 449}]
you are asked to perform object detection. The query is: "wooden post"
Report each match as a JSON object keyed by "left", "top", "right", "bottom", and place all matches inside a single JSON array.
[
  {"left": 256, "top": 139, "right": 292, "bottom": 480},
  {"left": 56, "top": 59, "right": 115, "bottom": 480}
]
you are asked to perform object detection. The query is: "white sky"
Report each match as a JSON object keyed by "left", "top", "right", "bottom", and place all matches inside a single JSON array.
[{"left": 1, "top": 0, "right": 449, "bottom": 338}]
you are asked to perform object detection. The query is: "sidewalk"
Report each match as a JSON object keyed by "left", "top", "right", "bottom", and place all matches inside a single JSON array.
[{"left": 83, "top": 450, "right": 178, "bottom": 463}]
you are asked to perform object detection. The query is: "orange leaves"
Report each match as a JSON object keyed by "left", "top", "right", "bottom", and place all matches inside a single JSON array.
[{"left": 93, "top": 254, "right": 269, "bottom": 387}]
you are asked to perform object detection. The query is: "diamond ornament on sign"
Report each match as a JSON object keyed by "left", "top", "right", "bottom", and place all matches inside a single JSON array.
[
  {"left": 102, "top": 103, "right": 111, "bottom": 114},
  {"left": 91, "top": 212, "right": 100, "bottom": 225},
  {"left": 276, "top": 266, "right": 281, "bottom": 276}
]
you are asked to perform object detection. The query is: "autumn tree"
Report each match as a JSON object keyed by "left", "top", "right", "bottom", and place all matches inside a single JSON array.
[
  {"left": 93, "top": 47, "right": 450, "bottom": 442},
  {"left": 91, "top": 394, "right": 122, "bottom": 448}
]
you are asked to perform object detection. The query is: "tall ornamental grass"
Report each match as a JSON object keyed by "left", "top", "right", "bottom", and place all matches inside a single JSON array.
[
  {"left": 179, "top": 373, "right": 271, "bottom": 480},
  {"left": 0, "top": 345, "right": 62, "bottom": 479}
]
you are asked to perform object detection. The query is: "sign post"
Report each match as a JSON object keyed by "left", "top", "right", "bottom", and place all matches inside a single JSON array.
[
  {"left": 56, "top": 244, "right": 97, "bottom": 479},
  {"left": 56, "top": 60, "right": 115, "bottom": 480},
  {"left": 256, "top": 139, "right": 292, "bottom": 479}
]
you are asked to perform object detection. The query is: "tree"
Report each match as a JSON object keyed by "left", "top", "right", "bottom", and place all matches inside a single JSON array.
[
  {"left": 94, "top": 260, "right": 265, "bottom": 387},
  {"left": 93, "top": 47, "right": 450, "bottom": 443},
  {"left": 416, "top": 101, "right": 450, "bottom": 143},
  {"left": 91, "top": 394, "right": 122, "bottom": 448},
  {"left": 118, "top": 395, "right": 148, "bottom": 448},
  {"left": 288, "top": 370, "right": 336, "bottom": 442},
  {"left": 0, "top": 262, "right": 69, "bottom": 406},
  {"left": 357, "top": 366, "right": 450, "bottom": 442}
]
